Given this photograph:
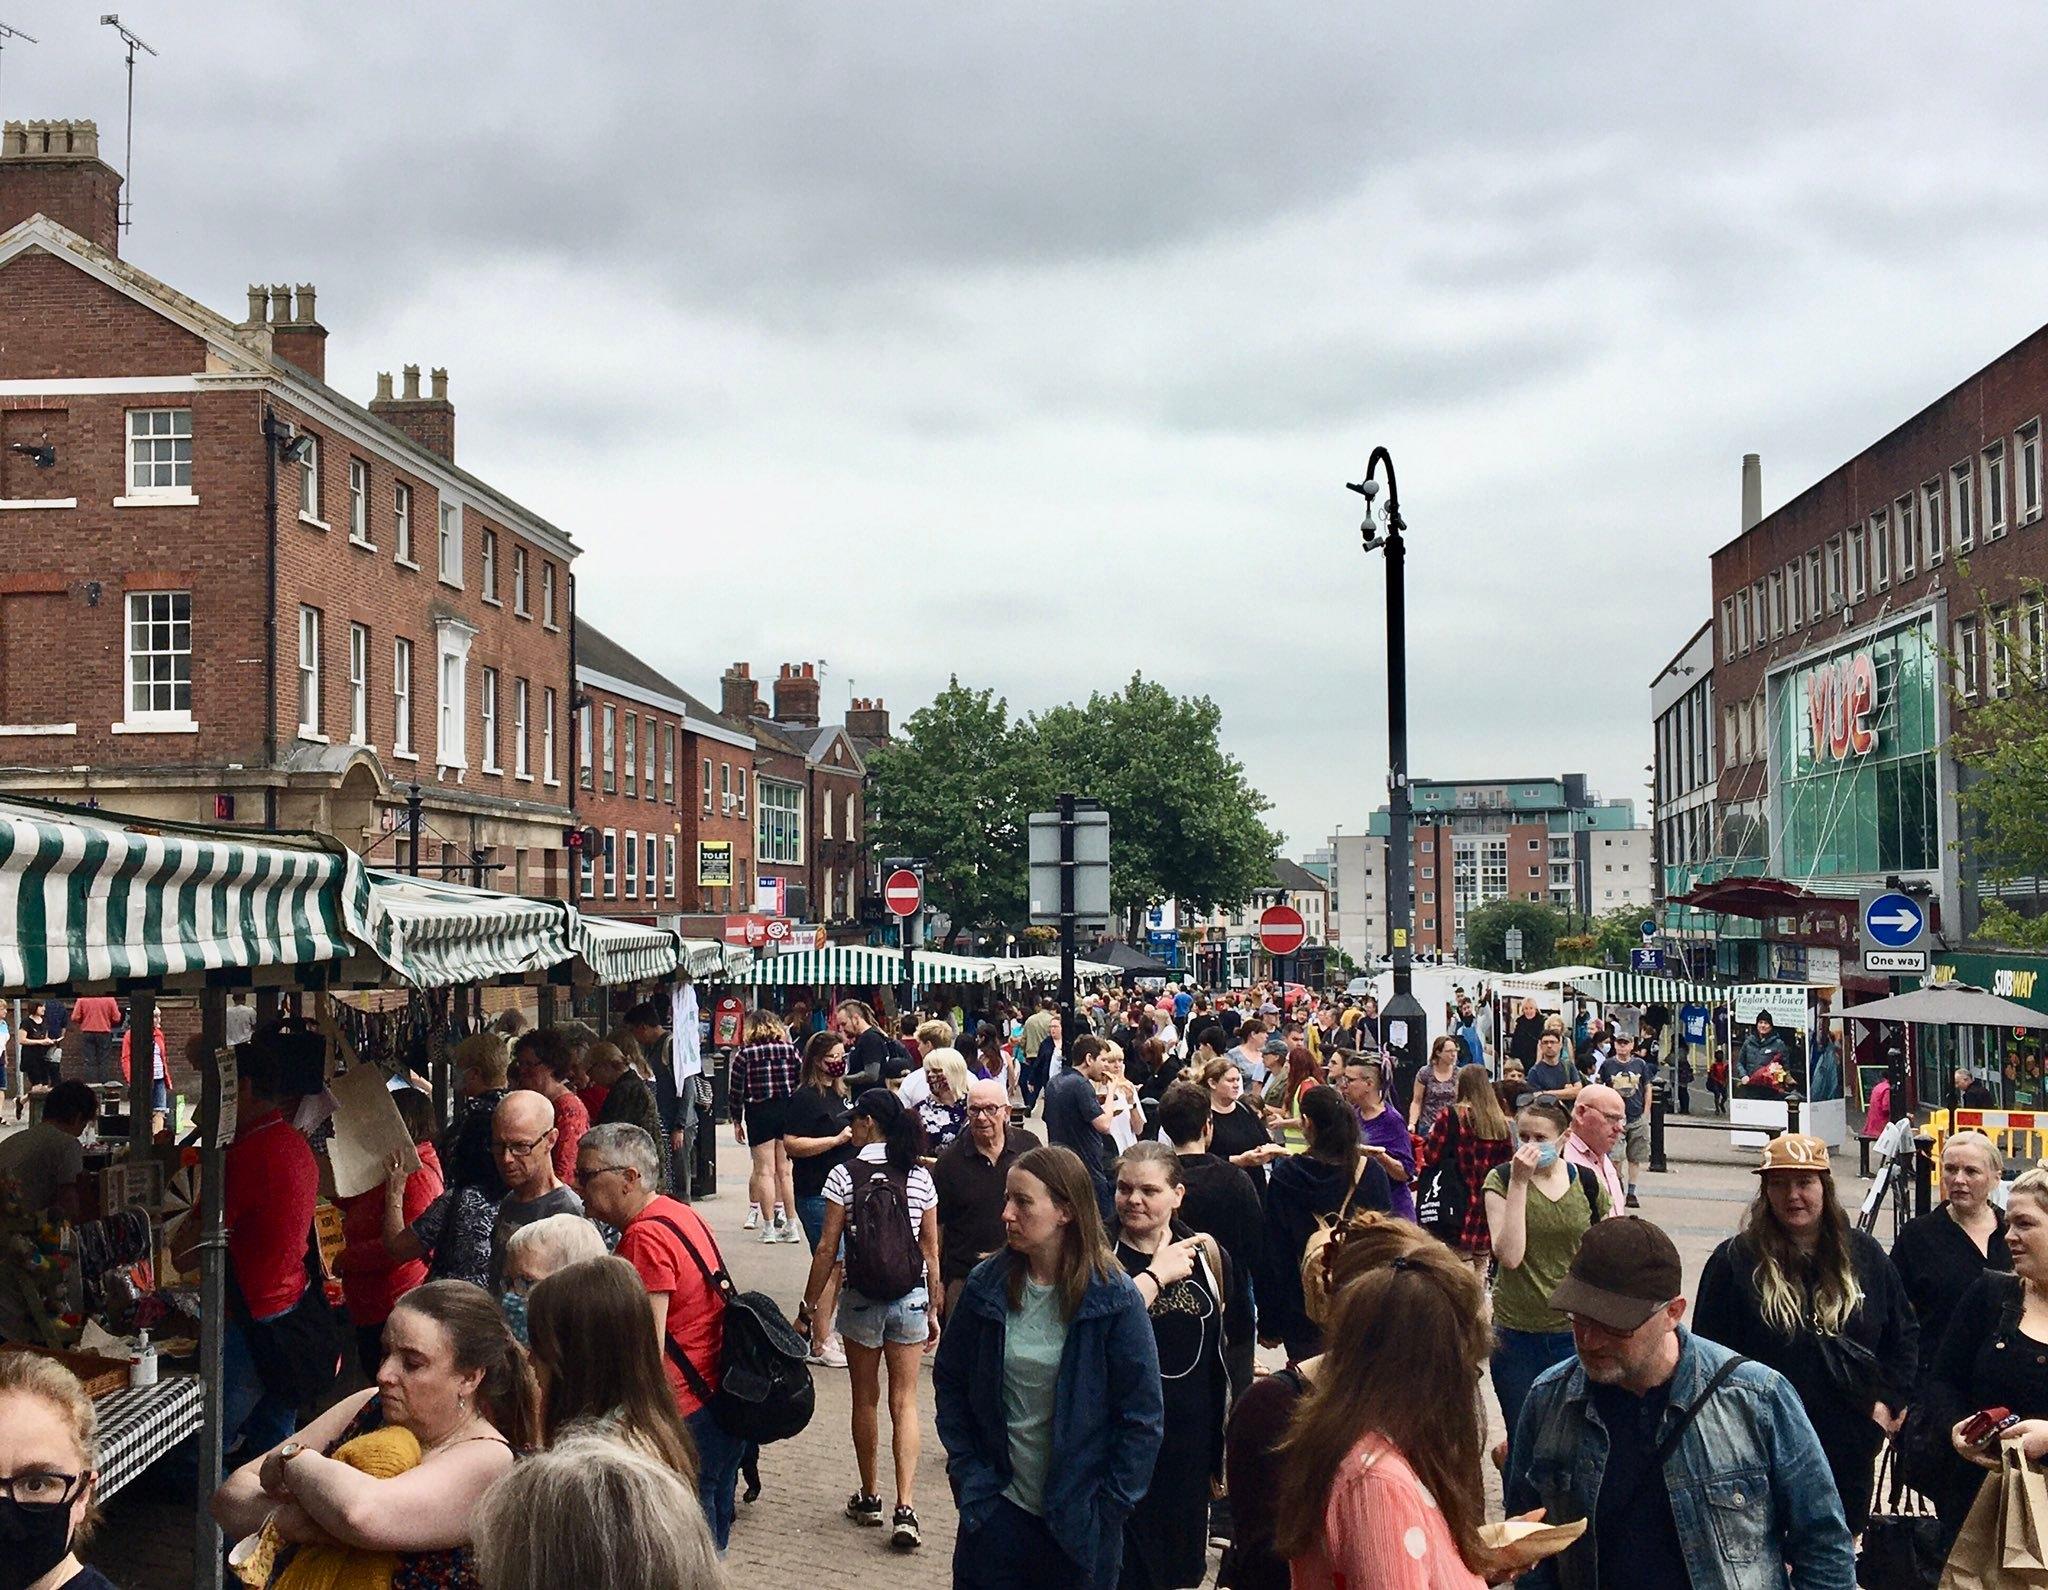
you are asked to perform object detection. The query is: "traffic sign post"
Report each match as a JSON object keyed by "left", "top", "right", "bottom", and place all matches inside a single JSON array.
[
  {"left": 1504, "top": 927, "right": 1524, "bottom": 971},
  {"left": 1859, "top": 888, "right": 1928, "bottom": 975},
  {"left": 1258, "top": 904, "right": 1307, "bottom": 987},
  {"left": 1639, "top": 919, "right": 1658, "bottom": 942},
  {"left": 1029, "top": 797, "right": 1110, "bottom": 1038},
  {"left": 885, "top": 865, "right": 925, "bottom": 1013},
  {"left": 1630, "top": 947, "right": 1665, "bottom": 973}
]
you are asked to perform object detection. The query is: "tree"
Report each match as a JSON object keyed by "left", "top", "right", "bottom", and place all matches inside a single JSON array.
[
  {"left": 1462, "top": 899, "right": 1565, "bottom": 972},
  {"left": 1026, "top": 673, "right": 1280, "bottom": 920},
  {"left": 1950, "top": 578, "right": 2048, "bottom": 945},
  {"left": 1585, "top": 905, "right": 1653, "bottom": 966},
  {"left": 864, "top": 679, "right": 1044, "bottom": 946}
]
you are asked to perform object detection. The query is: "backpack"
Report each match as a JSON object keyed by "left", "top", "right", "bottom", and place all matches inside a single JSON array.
[
  {"left": 1300, "top": 1159, "right": 1371, "bottom": 1327},
  {"left": 647, "top": 1213, "right": 814, "bottom": 1444},
  {"left": 1414, "top": 1109, "right": 1469, "bottom": 1242},
  {"left": 844, "top": 1162, "right": 924, "bottom": 1302}
]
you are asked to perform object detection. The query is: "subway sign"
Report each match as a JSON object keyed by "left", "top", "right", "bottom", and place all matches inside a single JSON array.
[{"left": 1806, "top": 650, "right": 1878, "bottom": 762}]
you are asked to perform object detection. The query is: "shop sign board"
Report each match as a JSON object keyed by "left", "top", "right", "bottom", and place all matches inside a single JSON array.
[
  {"left": 1859, "top": 887, "right": 1927, "bottom": 974},
  {"left": 697, "top": 840, "right": 733, "bottom": 887},
  {"left": 1807, "top": 650, "right": 1879, "bottom": 762}
]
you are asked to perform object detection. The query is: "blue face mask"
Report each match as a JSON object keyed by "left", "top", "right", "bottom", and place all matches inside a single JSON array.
[
  {"left": 1531, "top": 1141, "right": 1561, "bottom": 1170},
  {"left": 498, "top": 1290, "right": 530, "bottom": 1346}
]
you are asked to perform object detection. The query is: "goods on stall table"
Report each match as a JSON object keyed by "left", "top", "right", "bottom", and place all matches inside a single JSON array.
[{"left": 0, "top": 1342, "right": 131, "bottom": 1397}]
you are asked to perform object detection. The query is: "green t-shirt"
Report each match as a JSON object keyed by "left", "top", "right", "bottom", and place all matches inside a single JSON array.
[
  {"left": 1000, "top": 1277, "right": 1069, "bottom": 1516},
  {"left": 1482, "top": 1162, "right": 1609, "bottom": 1333}
]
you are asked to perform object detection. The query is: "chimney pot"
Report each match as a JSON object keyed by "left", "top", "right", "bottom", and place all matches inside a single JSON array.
[
  {"left": 0, "top": 118, "right": 124, "bottom": 255},
  {"left": 1741, "top": 453, "right": 1763, "bottom": 534},
  {"left": 294, "top": 283, "right": 317, "bottom": 325},
  {"left": 429, "top": 367, "right": 448, "bottom": 402},
  {"left": 402, "top": 364, "right": 421, "bottom": 401},
  {"left": 374, "top": 371, "right": 394, "bottom": 403},
  {"left": 246, "top": 285, "right": 267, "bottom": 324},
  {"left": 269, "top": 284, "right": 291, "bottom": 322}
]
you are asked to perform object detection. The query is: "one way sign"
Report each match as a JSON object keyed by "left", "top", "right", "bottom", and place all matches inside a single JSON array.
[{"left": 1859, "top": 888, "right": 1928, "bottom": 974}]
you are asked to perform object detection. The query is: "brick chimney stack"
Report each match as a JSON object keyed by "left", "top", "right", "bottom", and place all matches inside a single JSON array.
[
  {"left": 772, "top": 662, "right": 821, "bottom": 728},
  {"left": 0, "top": 120, "right": 122, "bottom": 255},
  {"left": 721, "top": 662, "right": 762, "bottom": 722},
  {"left": 846, "top": 696, "right": 890, "bottom": 743},
  {"left": 246, "top": 281, "right": 328, "bottom": 382},
  {"left": 368, "top": 363, "right": 456, "bottom": 462}
]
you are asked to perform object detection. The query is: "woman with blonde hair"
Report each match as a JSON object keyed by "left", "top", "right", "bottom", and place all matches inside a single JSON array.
[
  {"left": 474, "top": 1434, "right": 723, "bottom": 1590},
  {"left": 1892, "top": 1127, "right": 2011, "bottom": 1373},
  {"left": 729, "top": 1008, "right": 802, "bottom": 1241},
  {"left": 1272, "top": 1238, "right": 1499, "bottom": 1587},
  {"left": 0, "top": 1350, "right": 115, "bottom": 1590},
  {"left": 1419, "top": 1063, "right": 1516, "bottom": 1271},
  {"left": 1694, "top": 1134, "right": 1917, "bottom": 1534}
]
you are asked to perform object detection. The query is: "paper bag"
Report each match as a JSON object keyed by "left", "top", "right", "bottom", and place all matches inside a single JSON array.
[
  {"left": 1941, "top": 1468, "right": 2007, "bottom": 1590},
  {"left": 324, "top": 1062, "right": 422, "bottom": 1199},
  {"left": 2006, "top": 1441, "right": 2048, "bottom": 1574}
]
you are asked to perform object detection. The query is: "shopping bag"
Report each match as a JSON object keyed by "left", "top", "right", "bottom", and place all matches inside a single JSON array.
[
  {"left": 1860, "top": 1436, "right": 1945, "bottom": 1590},
  {"left": 2005, "top": 1440, "right": 2048, "bottom": 1574},
  {"left": 1940, "top": 1468, "right": 2005, "bottom": 1590}
]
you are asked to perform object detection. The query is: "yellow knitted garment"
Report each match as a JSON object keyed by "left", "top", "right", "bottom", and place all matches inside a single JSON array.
[{"left": 268, "top": 1425, "right": 423, "bottom": 1590}]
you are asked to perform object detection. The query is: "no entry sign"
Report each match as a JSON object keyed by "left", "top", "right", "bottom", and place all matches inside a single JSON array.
[
  {"left": 884, "top": 868, "right": 924, "bottom": 918},
  {"left": 1257, "top": 904, "right": 1307, "bottom": 956}
]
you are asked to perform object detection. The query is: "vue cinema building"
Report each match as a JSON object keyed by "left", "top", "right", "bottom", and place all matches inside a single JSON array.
[{"left": 1683, "top": 318, "right": 2048, "bottom": 984}]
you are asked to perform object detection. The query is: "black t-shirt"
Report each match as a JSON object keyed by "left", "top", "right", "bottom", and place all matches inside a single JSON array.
[
  {"left": 1206, "top": 1102, "right": 1274, "bottom": 1185},
  {"left": 1588, "top": 1379, "right": 1688, "bottom": 1588},
  {"left": 61, "top": 1569, "right": 121, "bottom": 1590},
  {"left": 782, "top": 1086, "right": 853, "bottom": 1200},
  {"left": 1044, "top": 1068, "right": 1110, "bottom": 1175},
  {"left": 848, "top": 1026, "right": 892, "bottom": 1079}
]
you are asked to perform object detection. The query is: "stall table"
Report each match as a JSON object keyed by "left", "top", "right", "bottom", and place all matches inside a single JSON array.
[{"left": 93, "top": 1373, "right": 204, "bottom": 1500}]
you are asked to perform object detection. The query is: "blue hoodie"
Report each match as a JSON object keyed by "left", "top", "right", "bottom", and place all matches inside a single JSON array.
[{"left": 934, "top": 1251, "right": 1165, "bottom": 1584}]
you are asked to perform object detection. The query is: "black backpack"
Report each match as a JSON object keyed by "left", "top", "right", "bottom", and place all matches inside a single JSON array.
[
  {"left": 844, "top": 1163, "right": 923, "bottom": 1302},
  {"left": 1414, "top": 1110, "right": 1469, "bottom": 1242},
  {"left": 647, "top": 1213, "right": 814, "bottom": 1444}
]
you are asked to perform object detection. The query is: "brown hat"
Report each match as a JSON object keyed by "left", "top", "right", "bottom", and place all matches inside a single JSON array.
[
  {"left": 1546, "top": 1218, "right": 1684, "bottom": 1333},
  {"left": 1754, "top": 1133, "right": 1832, "bottom": 1175}
]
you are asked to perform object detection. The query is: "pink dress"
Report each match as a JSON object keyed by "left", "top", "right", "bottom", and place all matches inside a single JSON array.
[{"left": 1290, "top": 1431, "right": 1485, "bottom": 1590}]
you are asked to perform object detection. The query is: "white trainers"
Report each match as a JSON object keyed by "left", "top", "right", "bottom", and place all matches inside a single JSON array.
[
  {"left": 818, "top": 1334, "right": 847, "bottom": 1368},
  {"left": 761, "top": 1219, "right": 784, "bottom": 1244},
  {"left": 742, "top": 1204, "right": 761, "bottom": 1230},
  {"left": 777, "top": 1223, "right": 804, "bottom": 1244}
]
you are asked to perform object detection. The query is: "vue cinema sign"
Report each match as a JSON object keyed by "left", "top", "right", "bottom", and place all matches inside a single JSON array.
[{"left": 1806, "top": 650, "right": 1878, "bottom": 763}]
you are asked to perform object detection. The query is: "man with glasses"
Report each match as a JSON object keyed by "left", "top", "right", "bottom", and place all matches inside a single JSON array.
[
  {"left": 486, "top": 1090, "right": 581, "bottom": 1290},
  {"left": 1597, "top": 1032, "right": 1655, "bottom": 1209},
  {"left": 577, "top": 1121, "right": 744, "bottom": 1551},
  {"left": 931, "top": 1078, "right": 1037, "bottom": 1318},
  {"left": 1505, "top": 1218, "right": 1854, "bottom": 1589},
  {"left": 1563, "top": 1084, "right": 1628, "bottom": 1219}
]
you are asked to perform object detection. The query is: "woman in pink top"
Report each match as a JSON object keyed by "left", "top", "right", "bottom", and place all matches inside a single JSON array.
[{"left": 1274, "top": 1242, "right": 1500, "bottom": 1589}]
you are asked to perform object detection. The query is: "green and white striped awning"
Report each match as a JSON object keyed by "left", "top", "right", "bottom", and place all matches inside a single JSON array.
[
  {"left": 357, "top": 872, "right": 578, "bottom": 988},
  {"left": 0, "top": 796, "right": 397, "bottom": 994},
  {"left": 575, "top": 915, "right": 683, "bottom": 986},
  {"left": 1580, "top": 971, "right": 1729, "bottom": 1007},
  {"left": 738, "top": 943, "right": 1007, "bottom": 988}
]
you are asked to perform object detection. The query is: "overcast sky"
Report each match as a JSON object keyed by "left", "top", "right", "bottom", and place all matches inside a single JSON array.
[{"left": 14, "top": 4, "right": 2048, "bottom": 853}]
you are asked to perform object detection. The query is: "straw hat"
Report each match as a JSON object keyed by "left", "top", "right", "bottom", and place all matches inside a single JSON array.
[{"left": 1754, "top": 1133, "right": 1832, "bottom": 1175}]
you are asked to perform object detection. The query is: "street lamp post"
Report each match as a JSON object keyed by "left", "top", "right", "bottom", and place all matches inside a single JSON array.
[{"left": 1348, "top": 448, "right": 1426, "bottom": 1093}]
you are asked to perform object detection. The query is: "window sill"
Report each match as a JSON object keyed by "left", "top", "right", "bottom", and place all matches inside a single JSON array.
[
  {"left": 297, "top": 731, "right": 330, "bottom": 745},
  {"left": 515, "top": 772, "right": 534, "bottom": 783},
  {"left": 348, "top": 536, "right": 377, "bottom": 552},
  {"left": 544, "top": 622, "right": 560, "bottom": 634},
  {"left": 392, "top": 749, "right": 419, "bottom": 762},
  {"left": 0, "top": 498, "right": 76, "bottom": 511},
  {"left": 0, "top": 722, "right": 76, "bottom": 736},
  {"left": 395, "top": 556, "right": 421, "bottom": 572},
  {"left": 482, "top": 763, "right": 503, "bottom": 776},
  {"left": 545, "top": 777, "right": 562, "bottom": 788},
  {"left": 438, "top": 575, "right": 464, "bottom": 592},
  {"left": 298, "top": 513, "right": 332, "bottom": 532},
  {"left": 513, "top": 607, "right": 531, "bottom": 621},
  {"left": 481, "top": 595, "right": 502, "bottom": 609},
  {"left": 113, "top": 492, "right": 199, "bottom": 508},
  {"left": 112, "top": 718, "right": 198, "bottom": 735}
]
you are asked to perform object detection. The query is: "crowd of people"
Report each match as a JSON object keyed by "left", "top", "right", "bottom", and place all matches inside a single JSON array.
[{"left": 8, "top": 979, "right": 2047, "bottom": 1589}]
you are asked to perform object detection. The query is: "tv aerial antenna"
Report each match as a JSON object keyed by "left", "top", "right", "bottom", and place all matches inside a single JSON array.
[
  {"left": 99, "top": 14, "right": 156, "bottom": 232},
  {"left": 0, "top": 21, "right": 37, "bottom": 114}
]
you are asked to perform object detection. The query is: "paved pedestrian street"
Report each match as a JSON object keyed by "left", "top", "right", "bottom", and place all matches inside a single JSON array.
[{"left": 73, "top": 1108, "right": 1792, "bottom": 1587}]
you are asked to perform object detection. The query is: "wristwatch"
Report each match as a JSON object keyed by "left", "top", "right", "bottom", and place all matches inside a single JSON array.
[{"left": 277, "top": 1441, "right": 304, "bottom": 1463}]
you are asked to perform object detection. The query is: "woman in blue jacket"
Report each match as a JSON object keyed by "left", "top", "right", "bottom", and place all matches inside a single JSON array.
[{"left": 935, "top": 1143, "right": 1165, "bottom": 1588}]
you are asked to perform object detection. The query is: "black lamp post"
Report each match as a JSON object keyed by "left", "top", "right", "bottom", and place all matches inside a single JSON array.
[{"left": 1348, "top": 448, "right": 1427, "bottom": 1094}]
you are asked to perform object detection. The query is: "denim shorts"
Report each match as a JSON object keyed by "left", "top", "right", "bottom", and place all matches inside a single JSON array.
[{"left": 836, "top": 1284, "right": 929, "bottom": 1349}]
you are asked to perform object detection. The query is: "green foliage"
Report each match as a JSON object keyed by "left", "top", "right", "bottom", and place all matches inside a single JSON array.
[
  {"left": 1026, "top": 673, "right": 1280, "bottom": 915},
  {"left": 1462, "top": 899, "right": 1566, "bottom": 971},
  {"left": 1948, "top": 578, "right": 2048, "bottom": 940},
  {"left": 866, "top": 672, "right": 1281, "bottom": 941},
  {"left": 1975, "top": 901, "right": 2048, "bottom": 952},
  {"left": 865, "top": 679, "right": 1041, "bottom": 944},
  {"left": 1585, "top": 905, "right": 1653, "bottom": 966}
]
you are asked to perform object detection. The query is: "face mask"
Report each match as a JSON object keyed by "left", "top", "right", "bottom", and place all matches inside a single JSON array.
[
  {"left": 822, "top": 1060, "right": 846, "bottom": 1080},
  {"left": 0, "top": 1497, "right": 74, "bottom": 1590},
  {"left": 498, "top": 1291, "right": 531, "bottom": 1346},
  {"left": 1531, "top": 1141, "right": 1561, "bottom": 1170}
]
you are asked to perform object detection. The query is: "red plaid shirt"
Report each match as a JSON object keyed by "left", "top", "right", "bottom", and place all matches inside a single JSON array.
[
  {"left": 1422, "top": 1105, "right": 1514, "bottom": 1258},
  {"left": 732, "top": 1039, "right": 803, "bottom": 1106}
]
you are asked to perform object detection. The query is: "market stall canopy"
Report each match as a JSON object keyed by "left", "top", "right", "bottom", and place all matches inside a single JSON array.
[
  {"left": 737, "top": 943, "right": 1018, "bottom": 987},
  {"left": 680, "top": 939, "right": 746, "bottom": 979},
  {"left": 1010, "top": 954, "right": 1123, "bottom": 982},
  {"left": 1582, "top": 971, "right": 1737, "bottom": 1007},
  {"left": 0, "top": 795, "right": 397, "bottom": 994},
  {"left": 1492, "top": 966, "right": 1611, "bottom": 994},
  {"left": 353, "top": 871, "right": 577, "bottom": 987},
  {"left": 1670, "top": 876, "right": 1857, "bottom": 920},
  {"left": 1093, "top": 941, "right": 1177, "bottom": 977},
  {"left": 1839, "top": 983, "right": 2048, "bottom": 1030},
  {"left": 574, "top": 914, "right": 684, "bottom": 985}
]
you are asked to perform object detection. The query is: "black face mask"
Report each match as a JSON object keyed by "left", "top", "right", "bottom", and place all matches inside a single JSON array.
[{"left": 0, "top": 1497, "right": 73, "bottom": 1590}]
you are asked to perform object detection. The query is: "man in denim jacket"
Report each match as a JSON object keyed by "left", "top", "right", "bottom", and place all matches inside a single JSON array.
[{"left": 1504, "top": 1219, "right": 1855, "bottom": 1589}]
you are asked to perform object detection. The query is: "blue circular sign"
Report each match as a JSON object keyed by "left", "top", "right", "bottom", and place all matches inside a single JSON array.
[{"left": 1863, "top": 892, "right": 1924, "bottom": 949}]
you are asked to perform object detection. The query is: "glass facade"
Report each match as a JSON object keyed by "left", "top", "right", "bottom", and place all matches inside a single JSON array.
[{"left": 1770, "top": 615, "right": 1940, "bottom": 880}]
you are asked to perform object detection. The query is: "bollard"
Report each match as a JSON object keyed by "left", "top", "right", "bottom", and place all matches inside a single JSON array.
[
  {"left": 1913, "top": 1132, "right": 1935, "bottom": 1221},
  {"left": 1649, "top": 1094, "right": 1670, "bottom": 1174}
]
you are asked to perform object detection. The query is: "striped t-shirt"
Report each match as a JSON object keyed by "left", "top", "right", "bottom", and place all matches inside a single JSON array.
[{"left": 823, "top": 1143, "right": 939, "bottom": 1222}]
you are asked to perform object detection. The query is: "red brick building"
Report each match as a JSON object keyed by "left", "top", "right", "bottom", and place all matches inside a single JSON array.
[
  {"left": 574, "top": 621, "right": 756, "bottom": 926},
  {"left": 0, "top": 120, "right": 576, "bottom": 893},
  {"left": 720, "top": 662, "right": 869, "bottom": 936}
]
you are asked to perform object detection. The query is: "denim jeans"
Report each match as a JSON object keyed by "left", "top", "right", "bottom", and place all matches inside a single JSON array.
[
  {"left": 955, "top": 1495, "right": 1092, "bottom": 1588},
  {"left": 1491, "top": 1326, "right": 1575, "bottom": 1456},
  {"left": 686, "top": 1404, "right": 746, "bottom": 1552}
]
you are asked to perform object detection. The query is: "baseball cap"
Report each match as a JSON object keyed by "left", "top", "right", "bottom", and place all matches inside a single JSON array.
[
  {"left": 1546, "top": 1218, "right": 1683, "bottom": 1334},
  {"left": 1754, "top": 1133, "right": 1831, "bottom": 1175}
]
